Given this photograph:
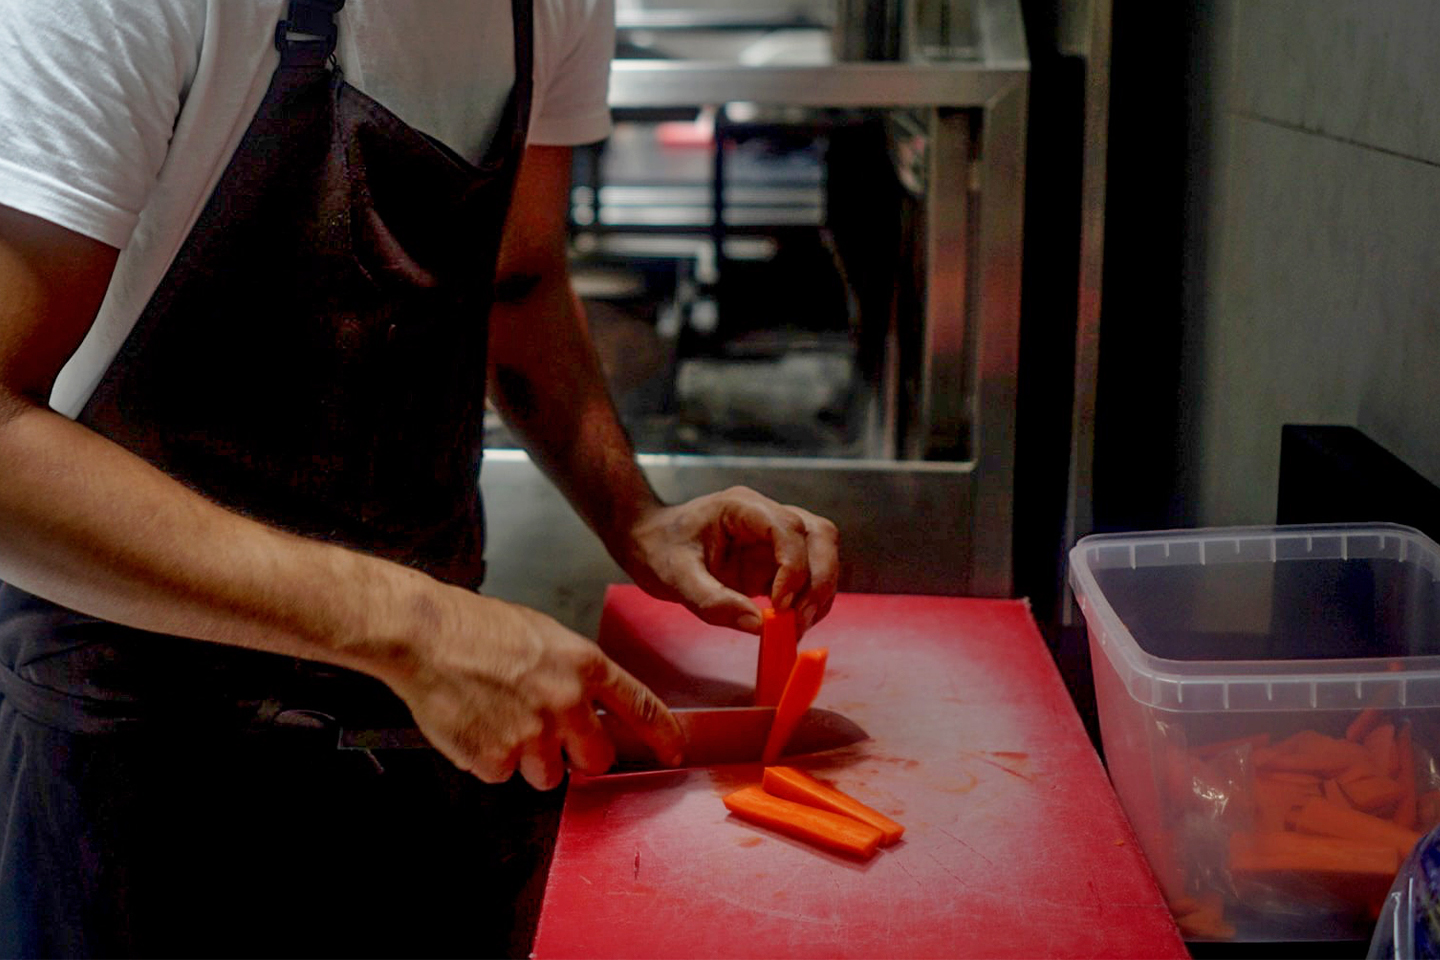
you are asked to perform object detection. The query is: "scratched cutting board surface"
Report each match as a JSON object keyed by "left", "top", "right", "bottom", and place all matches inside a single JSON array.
[{"left": 531, "top": 588, "right": 1186, "bottom": 959}]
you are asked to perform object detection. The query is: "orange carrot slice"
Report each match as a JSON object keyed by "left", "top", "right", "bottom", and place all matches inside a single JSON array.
[
  {"left": 1260, "top": 731, "right": 1373, "bottom": 776},
  {"left": 1290, "top": 797, "right": 1423, "bottom": 860},
  {"left": 1174, "top": 904, "right": 1235, "bottom": 940},
  {"left": 1338, "top": 774, "right": 1403, "bottom": 816},
  {"left": 723, "top": 785, "right": 883, "bottom": 859},
  {"left": 1346, "top": 707, "right": 1385, "bottom": 743},
  {"left": 1229, "top": 831, "right": 1400, "bottom": 909},
  {"left": 1322, "top": 779, "right": 1354, "bottom": 810},
  {"left": 1362, "top": 723, "right": 1399, "bottom": 778},
  {"left": 763, "top": 766, "right": 905, "bottom": 845},
  {"left": 754, "top": 608, "right": 798, "bottom": 706},
  {"left": 761, "top": 647, "right": 828, "bottom": 764}
]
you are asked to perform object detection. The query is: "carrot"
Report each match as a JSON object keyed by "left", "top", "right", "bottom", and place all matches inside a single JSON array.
[
  {"left": 1322, "top": 779, "right": 1353, "bottom": 810},
  {"left": 1347, "top": 708, "right": 1385, "bottom": 743},
  {"left": 1260, "top": 731, "right": 1373, "bottom": 776},
  {"left": 1254, "top": 775, "right": 1320, "bottom": 832},
  {"left": 1290, "top": 797, "right": 1423, "bottom": 860},
  {"left": 763, "top": 766, "right": 905, "bottom": 845},
  {"left": 1362, "top": 724, "right": 1399, "bottom": 778},
  {"left": 1230, "top": 831, "right": 1399, "bottom": 876},
  {"left": 761, "top": 647, "right": 828, "bottom": 764},
  {"left": 1229, "top": 831, "right": 1399, "bottom": 909},
  {"left": 1174, "top": 902, "right": 1234, "bottom": 940},
  {"left": 1338, "top": 774, "right": 1403, "bottom": 817},
  {"left": 723, "top": 785, "right": 882, "bottom": 859},
  {"left": 754, "top": 608, "right": 798, "bottom": 706}
]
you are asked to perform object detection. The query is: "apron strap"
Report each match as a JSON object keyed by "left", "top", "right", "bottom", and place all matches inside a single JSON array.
[
  {"left": 0, "top": 660, "right": 149, "bottom": 733},
  {"left": 275, "top": 0, "right": 345, "bottom": 68}
]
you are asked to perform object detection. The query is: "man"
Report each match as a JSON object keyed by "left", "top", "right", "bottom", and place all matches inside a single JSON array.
[{"left": 0, "top": 0, "right": 839, "bottom": 955}]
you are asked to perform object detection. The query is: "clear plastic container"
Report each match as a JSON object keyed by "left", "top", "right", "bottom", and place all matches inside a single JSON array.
[{"left": 1069, "top": 523, "right": 1440, "bottom": 942}]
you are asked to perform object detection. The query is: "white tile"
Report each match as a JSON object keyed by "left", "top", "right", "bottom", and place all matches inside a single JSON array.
[
  {"left": 1189, "top": 115, "right": 1440, "bottom": 524},
  {"left": 1229, "top": 0, "right": 1440, "bottom": 165}
]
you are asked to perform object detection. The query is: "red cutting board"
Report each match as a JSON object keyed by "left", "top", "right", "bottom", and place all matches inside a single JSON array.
[{"left": 531, "top": 588, "right": 1186, "bottom": 959}]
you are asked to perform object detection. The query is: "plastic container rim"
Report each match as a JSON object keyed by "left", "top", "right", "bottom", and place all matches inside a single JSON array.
[{"left": 1068, "top": 521, "right": 1440, "bottom": 712}]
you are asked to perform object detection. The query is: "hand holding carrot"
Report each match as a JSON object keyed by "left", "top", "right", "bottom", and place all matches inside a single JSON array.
[{"left": 617, "top": 486, "right": 839, "bottom": 636}]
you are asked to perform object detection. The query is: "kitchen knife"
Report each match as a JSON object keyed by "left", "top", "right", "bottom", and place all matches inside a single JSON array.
[
  {"left": 338, "top": 706, "right": 868, "bottom": 771},
  {"left": 601, "top": 705, "right": 866, "bottom": 770}
]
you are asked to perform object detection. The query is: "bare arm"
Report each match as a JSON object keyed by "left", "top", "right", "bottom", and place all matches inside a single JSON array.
[
  {"left": 0, "top": 202, "right": 681, "bottom": 788},
  {"left": 488, "top": 148, "right": 840, "bottom": 635}
]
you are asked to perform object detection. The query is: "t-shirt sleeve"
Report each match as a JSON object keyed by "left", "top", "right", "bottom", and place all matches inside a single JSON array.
[
  {"left": 527, "top": 0, "right": 615, "bottom": 147},
  {"left": 0, "top": 0, "right": 201, "bottom": 248}
]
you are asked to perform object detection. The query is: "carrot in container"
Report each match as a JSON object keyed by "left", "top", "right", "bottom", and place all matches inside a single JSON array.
[
  {"left": 761, "top": 647, "right": 828, "bottom": 764},
  {"left": 1290, "top": 796, "right": 1424, "bottom": 860}
]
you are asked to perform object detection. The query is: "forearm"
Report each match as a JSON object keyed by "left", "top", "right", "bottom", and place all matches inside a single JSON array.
[
  {"left": 488, "top": 275, "right": 662, "bottom": 563},
  {"left": 0, "top": 396, "right": 462, "bottom": 684}
]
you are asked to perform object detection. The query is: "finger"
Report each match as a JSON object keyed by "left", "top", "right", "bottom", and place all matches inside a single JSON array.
[
  {"left": 519, "top": 741, "right": 566, "bottom": 792},
  {"left": 467, "top": 755, "right": 517, "bottom": 785},
  {"left": 558, "top": 706, "right": 616, "bottom": 776},
  {"left": 672, "top": 559, "right": 765, "bottom": 632},
  {"left": 590, "top": 658, "right": 685, "bottom": 768},
  {"left": 791, "top": 508, "right": 840, "bottom": 633},
  {"left": 726, "top": 501, "right": 809, "bottom": 612}
]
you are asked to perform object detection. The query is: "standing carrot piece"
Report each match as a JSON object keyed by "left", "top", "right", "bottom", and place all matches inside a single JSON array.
[
  {"left": 761, "top": 648, "right": 828, "bottom": 764},
  {"left": 723, "top": 785, "right": 883, "bottom": 859},
  {"left": 754, "top": 608, "right": 798, "bottom": 706},
  {"left": 764, "top": 766, "right": 905, "bottom": 844}
]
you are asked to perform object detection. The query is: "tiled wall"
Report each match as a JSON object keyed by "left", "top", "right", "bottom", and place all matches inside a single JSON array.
[{"left": 1186, "top": 0, "right": 1440, "bottom": 524}]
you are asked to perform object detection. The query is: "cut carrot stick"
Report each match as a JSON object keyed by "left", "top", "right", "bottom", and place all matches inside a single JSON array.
[
  {"left": 1191, "top": 733, "right": 1271, "bottom": 760},
  {"left": 1338, "top": 774, "right": 1403, "bottom": 816},
  {"left": 1175, "top": 904, "right": 1235, "bottom": 940},
  {"left": 1254, "top": 775, "right": 1319, "bottom": 832},
  {"left": 763, "top": 766, "right": 905, "bottom": 845},
  {"left": 761, "top": 647, "right": 828, "bottom": 764},
  {"left": 1290, "top": 797, "right": 1423, "bottom": 860},
  {"left": 723, "top": 785, "right": 883, "bottom": 859},
  {"left": 1229, "top": 831, "right": 1400, "bottom": 909},
  {"left": 1322, "top": 779, "right": 1355, "bottom": 810},
  {"left": 1347, "top": 708, "right": 1385, "bottom": 743},
  {"left": 1362, "top": 724, "right": 1398, "bottom": 778},
  {"left": 1260, "top": 731, "right": 1373, "bottom": 776},
  {"left": 1230, "top": 830, "right": 1400, "bottom": 876},
  {"left": 754, "top": 608, "right": 798, "bottom": 706}
]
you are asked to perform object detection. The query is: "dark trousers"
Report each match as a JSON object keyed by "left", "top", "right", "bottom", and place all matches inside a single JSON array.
[{"left": 0, "top": 699, "right": 562, "bottom": 959}]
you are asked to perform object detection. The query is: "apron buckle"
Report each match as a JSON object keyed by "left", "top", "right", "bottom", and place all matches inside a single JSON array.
[{"left": 275, "top": 0, "right": 344, "bottom": 64}]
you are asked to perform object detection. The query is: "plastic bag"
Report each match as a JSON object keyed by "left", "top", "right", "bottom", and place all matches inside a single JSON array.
[{"left": 1369, "top": 824, "right": 1440, "bottom": 959}]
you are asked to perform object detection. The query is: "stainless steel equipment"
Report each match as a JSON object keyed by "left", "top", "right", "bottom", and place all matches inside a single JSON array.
[{"left": 481, "top": 0, "right": 1029, "bottom": 631}]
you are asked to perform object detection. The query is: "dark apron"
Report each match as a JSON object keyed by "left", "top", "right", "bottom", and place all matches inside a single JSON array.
[{"left": 0, "top": 2, "right": 554, "bottom": 956}]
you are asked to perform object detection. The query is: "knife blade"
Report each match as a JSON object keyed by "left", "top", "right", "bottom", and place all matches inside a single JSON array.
[
  {"left": 337, "top": 706, "right": 868, "bottom": 771},
  {"left": 600, "top": 705, "right": 867, "bottom": 770}
]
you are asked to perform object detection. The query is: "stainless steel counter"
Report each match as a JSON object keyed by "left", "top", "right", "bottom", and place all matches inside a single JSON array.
[{"left": 481, "top": 0, "right": 1029, "bottom": 632}]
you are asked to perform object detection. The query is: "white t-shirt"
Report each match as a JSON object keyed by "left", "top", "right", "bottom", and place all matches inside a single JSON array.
[{"left": 0, "top": 0, "right": 615, "bottom": 417}]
